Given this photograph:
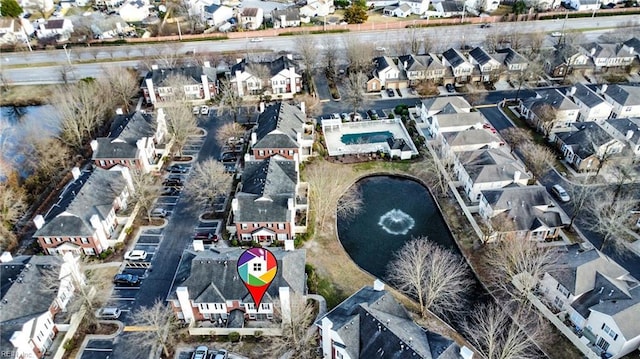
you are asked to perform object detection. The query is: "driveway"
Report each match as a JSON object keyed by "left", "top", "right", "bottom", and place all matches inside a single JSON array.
[{"left": 312, "top": 72, "right": 332, "bottom": 103}]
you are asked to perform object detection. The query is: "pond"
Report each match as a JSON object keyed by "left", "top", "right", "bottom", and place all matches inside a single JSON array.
[
  {"left": 337, "top": 175, "right": 459, "bottom": 279},
  {"left": 0, "top": 105, "right": 60, "bottom": 180}
]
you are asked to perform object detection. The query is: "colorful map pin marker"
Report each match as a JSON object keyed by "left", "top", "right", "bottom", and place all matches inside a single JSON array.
[{"left": 237, "top": 248, "right": 278, "bottom": 307}]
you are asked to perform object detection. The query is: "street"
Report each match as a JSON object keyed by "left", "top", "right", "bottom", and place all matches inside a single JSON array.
[{"left": 1, "top": 16, "right": 634, "bottom": 84}]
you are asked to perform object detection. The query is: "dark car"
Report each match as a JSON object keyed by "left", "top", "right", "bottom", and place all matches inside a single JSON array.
[
  {"left": 113, "top": 273, "right": 140, "bottom": 286},
  {"left": 446, "top": 83, "right": 455, "bottom": 93},
  {"left": 193, "top": 232, "right": 219, "bottom": 243},
  {"left": 480, "top": 23, "right": 491, "bottom": 28},
  {"left": 166, "top": 164, "right": 188, "bottom": 173},
  {"left": 367, "top": 109, "right": 379, "bottom": 120},
  {"left": 219, "top": 153, "right": 238, "bottom": 163},
  {"left": 161, "top": 187, "right": 180, "bottom": 196},
  {"left": 386, "top": 88, "right": 395, "bottom": 97},
  {"left": 163, "top": 178, "right": 183, "bottom": 187}
]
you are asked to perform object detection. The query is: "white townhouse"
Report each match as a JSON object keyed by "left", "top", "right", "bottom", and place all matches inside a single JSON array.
[
  {"left": 566, "top": 83, "right": 612, "bottom": 122},
  {"left": 599, "top": 84, "right": 640, "bottom": 119}
]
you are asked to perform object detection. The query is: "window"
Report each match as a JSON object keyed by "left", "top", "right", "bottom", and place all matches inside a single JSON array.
[
  {"left": 81, "top": 238, "right": 89, "bottom": 244},
  {"left": 44, "top": 238, "right": 52, "bottom": 244},
  {"left": 277, "top": 223, "right": 285, "bottom": 230},
  {"left": 241, "top": 223, "right": 248, "bottom": 229},
  {"left": 556, "top": 283, "right": 570, "bottom": 298},
  {"left": 553, "top": 296, "right": 564, "bottom": 309},
  {"left": 596, "top": 337, "right": 610, "bottom": 351},
  {"left": 55, "top": 237, "right": 62, "bottom": 242}
]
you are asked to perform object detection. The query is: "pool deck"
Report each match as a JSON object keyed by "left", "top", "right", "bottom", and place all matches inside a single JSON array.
[{"left": 322, "top": 118, "right": 419, "bottom": 157}]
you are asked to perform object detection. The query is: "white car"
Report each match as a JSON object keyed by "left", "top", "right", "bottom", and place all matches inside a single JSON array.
[
  {"left": 193, "top": 346, "right": 208, "bottom": 359},
  {"left": 192, "top": 106, "right": 200, "bottom": 115},
  {"left": 95, "top": 307, "right": 121, "bottom": 319},
  {"left": 200, "top": 106, "right": 209, "bottom": 115},
  {"left": 124, "top": 250, "right": 148, "bottom": 261},
  {"left": 551, "top": 184, "right": 570, "bottom": 202},
  {"left": 250, "top": 37, "right": 263, "bottom": 42},
  {"left": 551, "top": 31, "right": 562, "bottom": 37}
]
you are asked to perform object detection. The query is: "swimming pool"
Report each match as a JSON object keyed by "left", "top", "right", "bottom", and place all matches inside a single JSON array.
[{"left": 341, "top": 131, "right": 393, "bottom": 145}]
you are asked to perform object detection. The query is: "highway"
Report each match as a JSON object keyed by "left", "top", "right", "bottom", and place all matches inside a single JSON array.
[{"left": 1, "top": 15, "right": 636, "bottom": 84}]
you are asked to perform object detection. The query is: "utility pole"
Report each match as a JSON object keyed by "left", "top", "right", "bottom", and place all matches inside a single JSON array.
[
  {"left": 177, "top": 19, "right": 182, "bottom": 40},
  {"left": 63, "top": 44, "right": 71, "bottom": 65}
]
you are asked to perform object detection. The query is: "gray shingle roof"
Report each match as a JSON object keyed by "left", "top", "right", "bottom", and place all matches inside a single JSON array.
[
  {"left": 624, "top": 37, "right": 640, "bottom": 54},
  {"left": 92, "top": 111, "right": 156, "bottom": 160},
  {"left": 316, "top": 286, "right": 460, "bottom": 359},
  {"left": 272, "top": 8, "right": 300, "bottom": 21},
  {"left": 439, "top": 0, "right": 464, "bottom": 12},
  {"left": 568, "top": 83, "right": 605, "bottom": 108},
  {"left": 142, "top": 66, "right": 218, "bottom": 85},
  {"left": 495, "top": 47, "right": 528, "bottom": 65},
  {"left": 253, "top": 102, "right": 305, "bottom": 150},
  {"left": 442, "top": 129, "right": 503, "bottom": 147},
  {"left": 551, "top": 244, "right": 640, "bottom": 339},
  {"left": 231, "top": 55, "right": 300, "bottom": 78},
  {"left": 235, "top": 157, "right": 297, "bottom": 222},
  {"left": 481, "top": 186, "right": 569, "bottom": 232},
  {"left": 166, "top": 247, "right": 306, "bottom": 303},
  {"left": 34, "top": 168, "right": 127, "bottom": 238},
  {"left": 529, "top": 89, "right": 579, "bottom": 112},
  {"left": 603, "top": 84, "right": 640, "bottom": 107},
  {"left": 556, "top": 123, "right": 615, "bottom": 159},
  {"left": 434, "top": 112, "right": 486, "bottom": 129},
  {"left": 442, "top": 48, "right": 467, "bottom": 68},
  {"left": 605, "top": 118, "right": 640, "bottom": 145},
  {"left": 457, "top": 148, "right": 530, "bottom": 184},
  {"left": 421, "top": 96, "right": 471, "bottom": 115},
  {"left": 581, "top": 42, "right": 634, "bottom": 58}
]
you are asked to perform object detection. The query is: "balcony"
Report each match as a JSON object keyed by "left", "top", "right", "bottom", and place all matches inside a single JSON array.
[{"left": 296, "top": 182, "right": 308, "bottom": 208}]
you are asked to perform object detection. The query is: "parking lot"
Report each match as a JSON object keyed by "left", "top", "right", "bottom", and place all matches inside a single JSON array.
[{"left": 80, "top": 339, "right": 114, "bottom": 359}]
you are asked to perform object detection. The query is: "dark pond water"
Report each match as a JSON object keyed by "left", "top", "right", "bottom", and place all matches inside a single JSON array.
[
  {"left": 337, "top": 175, "right": 459, "bottom": 279},
  {"left": 0, "top": 106, "right": 60, "bottom": 180}
]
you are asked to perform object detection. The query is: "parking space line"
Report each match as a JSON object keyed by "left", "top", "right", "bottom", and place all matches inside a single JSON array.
[
  {"left": 111, "top": 297, "right": 136, "bottom": 301},
  {"left": 83, "top": 348, "right": 113, "bottom": 352},
  {"left": 140, "top": 233, "right": 162, "bottom": 236},
  {"left": 113, "top": 286, "right": 141, "bottom": 290}
]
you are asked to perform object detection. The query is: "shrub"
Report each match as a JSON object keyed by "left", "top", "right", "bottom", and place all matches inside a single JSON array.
[
  {"left": 63, "top": 338, "right": 76, "bottom": 351},
  {"left": 228, "top": 332, "right": 241, "bottom": 342},
  {"left": 254, "top": 331, "right": 263, "bottom": 341},
  {"left": 124, "top": 227, "right": 133, "bottom": 235},
  {"left": 231, "top": 239, "right": 239, "bottom": 246},
  {"left": 388, "top": 113, "right": 395, "bottom": 119},
  {"left": 98, "top": 248, "right": 113, "bottom": 260}
]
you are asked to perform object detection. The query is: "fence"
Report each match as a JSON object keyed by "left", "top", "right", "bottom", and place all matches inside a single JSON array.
[{"left": 188, "top": 326, "right": 282, "bottom": 336}]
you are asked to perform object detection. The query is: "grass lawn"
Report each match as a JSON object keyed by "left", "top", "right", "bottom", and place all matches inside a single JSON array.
[{"left": 0, "top": 85, "right": 56, "bottom": 106}]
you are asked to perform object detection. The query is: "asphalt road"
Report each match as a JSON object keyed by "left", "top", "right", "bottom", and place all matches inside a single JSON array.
[{"left": 1, "top": 16, "right": 633, "bottom": 84}]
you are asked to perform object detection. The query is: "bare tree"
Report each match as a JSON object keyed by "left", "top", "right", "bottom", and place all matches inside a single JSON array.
[
  {"left": 23, "top": 136, "right": 70, "bottom": 178},
  {"left": 295, "top": 33, "right": 318, "bottom": 94},
  {"left": 518, "top": 142, "right": 554, "bottom": 181},
  {"left": 128, "top": 170, "right": 161, "bottom": 221},
  {"left": 386, "top": 237, "right": 472, "bottom": 318},
  {"left": 304, "top": 160, "right": 363, "bottom": 232},
  {"left": 533, "top": 104, "right": 558, "bottom": 137},
  {"left": 217, "top": 79, "right": 244, "bottom": 123},
  {"left": 267, "top": 293, "right": 318, "bottom": 358},
  {"left": 215, "top": 122, "right": 246, "bottom": 153},
  {"left": 52, "top": 81, "right": 114, "bottom": 149},
  {"left": 321, "top": 37, "right": 340, "bottom": 79},
  {"left": 103, "top": 66, "right": 139, "bottom": 113},
  {"left": 129, "top": 299, "right": 183, "bottom": 358},
  {"left": 566, "top": 178, "right": 593, "bottom": 228},
  {"left": 512, "top": 61, "right": 543, "bottom": 102},
  {"left": 462, "top": 302, "right": 542, "bottom": 359},
  {"left": 588, "top": 191, "right": 638, "bottom": 254},
  {"left": 418, "top": 152, "right": 453, "bottom": 197},
  {"left": 523, "top": 31, "right": 546, "bottom": 57},
  {"left": 484, "top": 239, "right": 558, "bottom": 300},
  {"left": 343, "top": 71, "right": 368, "bottom": 116},
  {"left": 185, "top": 159, "right": 232, "bottom": 209},
  {"left": 297, "top": 94, "right": 321, "bottom": 118},
  {"left": 58, "top": 65, "right": 75, "bottom": 85},
  {"left": 479, "top": 213, "right": 518, "bottom": 243},
  {"left": 501, "top": 127, "right": 530, "bottom": 154},
  {"left": 343, "top": 35, "right": 374, "bottom": 74},
  {"left": 163, "top": 104, "right": 199, "bottom": 156},
  {"left": 0, "top": 184, "right": 26, "bottom": 250}
]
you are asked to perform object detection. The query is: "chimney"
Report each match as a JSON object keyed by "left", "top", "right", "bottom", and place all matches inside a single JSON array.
[
  {"left": 627, "top": 130, "right": 634, "bottom": 140},
  {"left": 513, "top": 170, "right": 521, "bottom": 183},
  {"left": 259, "top": 102, "right": 265, "bottom": 113},
  {"left": 0, "top": 251, "right": 13, "bottom": 263},
  {"left": 151, "top": 64, "right": 159, "bottom": 70},
  {"left": 235, "top": 70, "right": 244, "bottom": 96},
  {"left": 251, "top": 132, "right": 257, "bottom": 145},
  {"left": 231, "top": 198, "right": 238, "bottom": 213},
  {"left": 89, "top": 214, "right": 101, "bottom": 230},
  {"left": 299, "top": 101, "right": 305, "bottom": 115},
  {"left": 404, "top": 61, "right": 408, "bottom": 68},
  {"left": 590, "top": 47, "right": 596, "bottom": 56},
  {"left": 286, "top": 53, "right": 293, "bottom": 60},
  {"left": 236, "top": 58, "right": 243, "bottom": 64},
  {"left": 203, "top": 61, "right": 210, "bottom": 68},
  {"left": 201, "top": 74, "right": 211, "bottom": 101},
  {"left": 244, "top": 153, "right": 251, "bottom": 163},
  {"left": 90, "top": 140, "right": 98, "bottom": 152},
  {"left": 193, "top": 240, "right": 204, "bottom": 251},
  {"left": 145, "top": 77, "right": 157, "bottom": 103},
  {"left": 609, "top": 289, "right": 614, "bottom": 297},
  {"left": 71, "top": 167, "right": 81, "bottom": 180},
  {"left": 598, "top": 287, "right": 604, "bottom": 294},
  {"left": 629, "top": 47, "right": 634, "bottom": 54},
  {"left": 176, "top": 287, "right": 195, "bottom": 323},
  {"left": 284, "top": 238, "right": 295, "bottom": 251},
  {"left": 373, "top": 279, "right": 385, "bottom": 291},
  {"left": 116, "top": 108, "right": 123, "bottom": 115},
  {"left": 570, "top": 86, "right": 576, "bottom": 96},
  {"left": 33, "top": 215, "right": 45, "bottom": 229},
  {"left": 600, "top": 84, "right": 608, "bottom": 94},
  {"left": 279, "top": 287, "right": 291, "bottom": 325}
]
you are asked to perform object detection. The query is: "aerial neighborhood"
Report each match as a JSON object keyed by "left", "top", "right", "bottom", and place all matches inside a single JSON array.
[{"left": 1, "top": 0, "right": 640, "bottom": 357}]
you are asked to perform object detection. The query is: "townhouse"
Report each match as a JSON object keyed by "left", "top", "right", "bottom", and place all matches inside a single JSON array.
[
  {"left": 141, "top": 64, "right": 218, "bottom": 105},
  {"left": 519, "top": 89, "right": 580, "bottom": 139},
  {"left": 442, "top": 48, "right": 474, "bottom": 83},
  {"left": 478, "top": 186, "right": 569, "bottom": 241},
  {"left": 599, "top": 84, "right": 640, "bottom": 119},
  {"left": 167, "top": 247, "right": 305, "bottom": 333},
  {"left": 0, "top": 252, "right": 82, "bottom": 359},
  {"left": 538, "top": 244, "right": 640, "bottom": 359},
  {"left": 579, "top": 42, "right": 636, "bottom": 71},
  {"left": 601, "top": 117, "right": 640, "bottom": 159},
  {"left": 565, "top": 83, "right": 612, "bottom": 122},
  {"left": 229, "top": 55, "right": 302, "bottom": 100},
  {"left": 555, "top": 123, "right": 626, "bottom": 172},
  {"left": 468, "top": 47, "right": 502, "bottom": 83},
  {"left": 397, "top": 53, "right": 446, "bottom": 86},
  {"left": 33, "top": 166, "right": 134, "bottom": 256},
  {"left": 91, "top": 110, "right": 168, "bottom": 174}
]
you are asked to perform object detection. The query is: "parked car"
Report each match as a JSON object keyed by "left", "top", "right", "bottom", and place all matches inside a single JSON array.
[
  {"left": 551, "top": 184, "right": 570, "bottom": 202},
  {"left": 166, "top": 164, "right": 188, "bottom": 173},
  {"left": 367, "top": 109, "right": 379, "bottom": 120},
  {"left": 350, "top": 112, "right": 363, "bottom": 121},
  {"left": 228, "top": 137, "right": 244, "bottom": 145},
  {"left": 192, "top": 106, "right": 200, "bottom": 115},
  {"left": 194, "top": 232, "right": 219, "bottom": 243},
  {"left": 151, "top": 208, "right": 168, "bottom": 218},
  {"left": 200, "top": 106, "right": 209, "bottom": 115},
  {"left": 214, "top": 349, "right": 228, "bottom": 359},
  {"left": 250, "top": 37, "right": 263, "bottom": 42},
  {"left": 113, "top": 273, "right": 140, "bottom": 286},
  {"left": 386, "top": 88, "right": 395, "bottom": 97},
  {"left": 483, "top": 123, "right": 497, "bottom": 133},
  {"left": 163, "top": 178, "right": 183, "bottom": 187},
  {"left": 192, "top": 346, "right": 208, "bottom": 359},
  {"left": 446, "top": 83, "right": 455, "bottom": 93},
  {"left": 340, "top": 113, "right": 349, "bottom": 121},
  {"left": 551, "top": 31, "right": 562, "bottom": 37},
  {"left": 95, "top": 307, "right": 121, "bottom": 319},
  {"left": 480, "top": 23, "right": 491, "bottom": 28},
  {"left": 161, "top": 187, "right": 180, "bottom": 196},
  {"left": 219, "top": 152, "right": 238, "bottom": 163},
  {"left": 124, "top": 250, "right": 148, "bottom": 261}
]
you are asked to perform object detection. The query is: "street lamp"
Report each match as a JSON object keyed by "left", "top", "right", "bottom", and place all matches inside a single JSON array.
[{"left": 63, "top": 44, "right": 71, "bottom": 65}]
